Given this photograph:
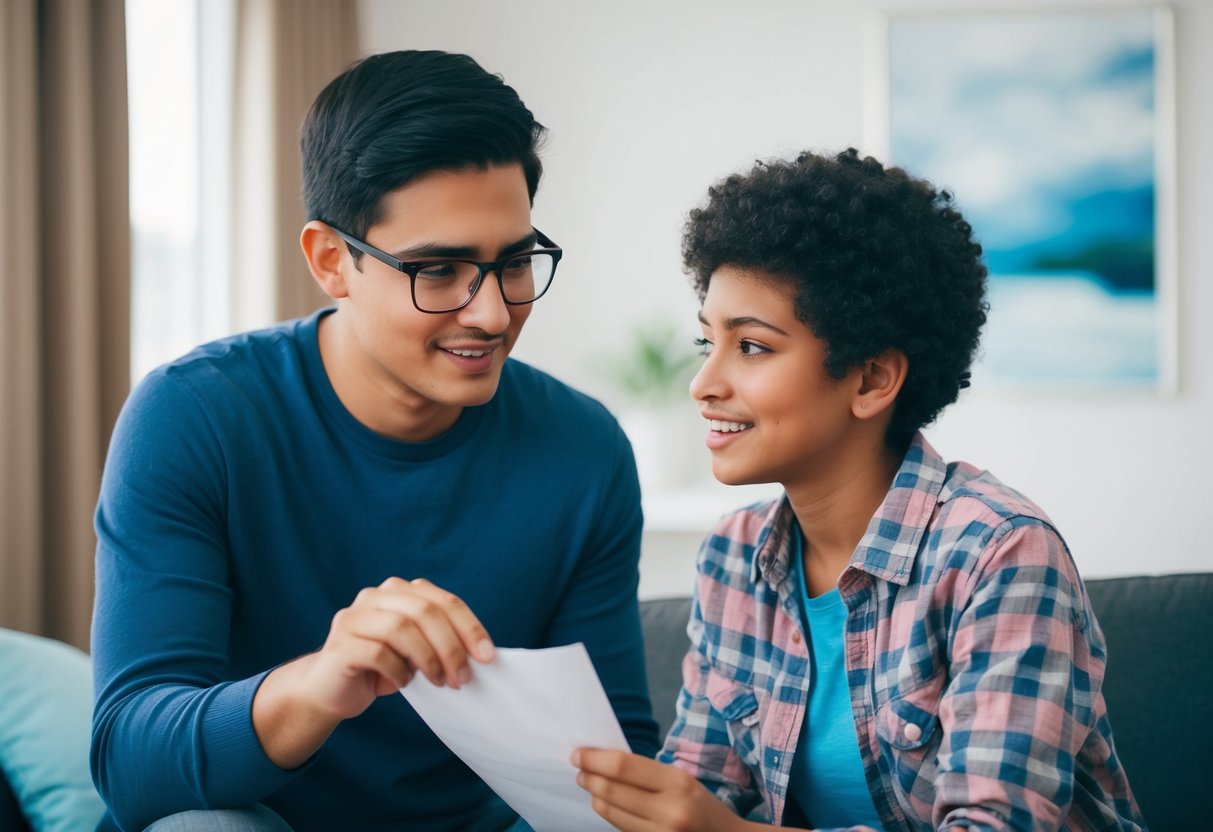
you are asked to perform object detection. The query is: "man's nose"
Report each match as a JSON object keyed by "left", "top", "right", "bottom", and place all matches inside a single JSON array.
[{"left": 457, "top": 270, "right": 512, "bottom": 333}]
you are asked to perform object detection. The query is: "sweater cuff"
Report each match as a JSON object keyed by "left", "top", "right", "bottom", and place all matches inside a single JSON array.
[{"left": 201, "top": 670, "right": 318, "bottom": 800}]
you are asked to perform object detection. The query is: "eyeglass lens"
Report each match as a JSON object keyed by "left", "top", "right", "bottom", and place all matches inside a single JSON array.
[{"left": 414, "top": 253, "right": 556, "bottom": 312}]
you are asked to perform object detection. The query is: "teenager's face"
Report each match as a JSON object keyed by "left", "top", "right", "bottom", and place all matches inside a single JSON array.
[
  {"left": 689, "top": 266, "right": 859, "bottom": 489},
  {"left": 337, "top": 164, "right": 535, "bottom": 416}
]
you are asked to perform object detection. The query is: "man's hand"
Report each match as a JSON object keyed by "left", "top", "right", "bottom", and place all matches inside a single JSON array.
[
  {"left": 572, "top": 748, "right": 756, "bottom": 832},
  {"left": 253, "top": 577, "right": 495, "bottom": 768}
]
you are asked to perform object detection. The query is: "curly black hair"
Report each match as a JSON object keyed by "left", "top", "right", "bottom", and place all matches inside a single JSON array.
[{"left": 683, "top": 148, "right": 988, "bottom": 447}]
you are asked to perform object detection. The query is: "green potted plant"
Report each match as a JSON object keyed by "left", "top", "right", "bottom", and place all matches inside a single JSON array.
[{"left": 595, "top": 321, "right": 702, "bottom": 493}]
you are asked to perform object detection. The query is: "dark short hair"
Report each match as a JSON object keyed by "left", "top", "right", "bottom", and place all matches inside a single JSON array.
[
  {"left": 683, "top": 148, "right": 988, "bottom": 447},
  {"left": 301, "top": 50, "right": 546, "bottom": 245}
]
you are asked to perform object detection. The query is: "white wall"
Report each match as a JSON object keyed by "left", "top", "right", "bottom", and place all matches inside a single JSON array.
[{"left": 361, "top": 0, "right": 1213, "bottom": 596}]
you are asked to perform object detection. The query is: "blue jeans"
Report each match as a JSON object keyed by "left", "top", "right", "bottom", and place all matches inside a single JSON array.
[
  {"left": 144, "top": 805, "right": 293, "bottom": 831},
  {"left": 144, "top": 806, "right": 532, "bottom": 831}
]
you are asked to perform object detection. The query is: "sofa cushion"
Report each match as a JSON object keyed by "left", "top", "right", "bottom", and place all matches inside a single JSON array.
[
  {"left": 639, "top": 573, "right": 1211, "bottom": 832},
  {"left": 1085, "top": 572, "right": 1213, "bottom": 832},
  {"left": 639, "top": 597, "right": 693, "bottom": 741},
  {"left": 0, "top": 629, "right": 105, "bottom": 832}
]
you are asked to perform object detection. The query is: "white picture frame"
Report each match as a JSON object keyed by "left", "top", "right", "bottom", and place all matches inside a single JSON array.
[{"left": 865, "top": 6, "right": 1178, "bottom": 394}]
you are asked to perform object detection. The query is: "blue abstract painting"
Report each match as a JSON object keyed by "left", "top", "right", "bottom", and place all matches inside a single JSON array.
[{"left": 883, "top": 8, "right": 1174, "bottom": 391}]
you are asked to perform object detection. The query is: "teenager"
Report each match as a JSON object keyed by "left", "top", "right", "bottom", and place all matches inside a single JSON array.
[
  {"left": 92, "top": 50, "right": 658, "bottom": 832},
  {"left": 574, "top": 149, "right": 1143, "bottom": 831}
]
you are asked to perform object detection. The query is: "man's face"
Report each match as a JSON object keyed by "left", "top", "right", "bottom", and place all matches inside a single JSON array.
[{"left": 327, "top": 163, "right": 535, "bottom": 438}]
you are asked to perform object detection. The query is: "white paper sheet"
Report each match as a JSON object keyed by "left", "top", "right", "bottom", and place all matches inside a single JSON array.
[{"left": 400, "top": 643, "right": 629, "bottom": 832}]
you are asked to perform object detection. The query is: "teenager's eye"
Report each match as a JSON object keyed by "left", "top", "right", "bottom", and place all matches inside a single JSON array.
[
  {"left": 693, "top": 337, "right": 713, "bottom": 356},
  {"left": 739, "top": 341, "right": 770, "bottom": 356}
]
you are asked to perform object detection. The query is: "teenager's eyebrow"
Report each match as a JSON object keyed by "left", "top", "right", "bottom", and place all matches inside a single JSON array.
[
  {"left": 391, "top": 230, "right": 539, "bottom": 261},
  {"left": 697, "top": 311, "right": 789, "bottom": 336}
]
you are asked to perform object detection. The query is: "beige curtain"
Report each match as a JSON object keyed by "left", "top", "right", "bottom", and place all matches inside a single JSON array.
[
  {"left": 0, "top": 0, "right": 131, "bottom": 650},
  {"left": 234, "top": 0, "right": 360, "bottom": 324}
]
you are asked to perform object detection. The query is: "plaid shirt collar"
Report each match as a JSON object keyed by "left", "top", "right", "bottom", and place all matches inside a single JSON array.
[{"left": 749, "top": 433, "right": 949, "bottom": 588}]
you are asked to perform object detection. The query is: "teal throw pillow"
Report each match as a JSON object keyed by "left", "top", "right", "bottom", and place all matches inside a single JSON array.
[{"left": 0, "top": 628, "right": 105, "bottom": 831}]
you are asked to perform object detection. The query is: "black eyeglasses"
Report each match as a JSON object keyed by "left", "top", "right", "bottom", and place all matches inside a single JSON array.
[{"left": 330, "top": 225, "right": 563, "bottom": 314}]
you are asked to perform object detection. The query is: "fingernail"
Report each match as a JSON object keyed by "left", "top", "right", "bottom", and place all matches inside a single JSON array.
[
  {"left": 458, "top": 666, "right": 472, "bottom": 685},
  {"left": 477, "top": 639, "right": 495, "bottom": 662},
  {"left": 570, "top": 749, "right": 581, "bottom": 766}
]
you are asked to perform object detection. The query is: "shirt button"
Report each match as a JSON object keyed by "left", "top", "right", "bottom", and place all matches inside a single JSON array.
[
  {"left": 772, "top": 755, "right": 780, "bottom": 765},
  {"left": 903, "top": 723, "right": 923, "bottom": 742},
  {"left": 792, "top": 632, "right": 802, "bottom": 644}
]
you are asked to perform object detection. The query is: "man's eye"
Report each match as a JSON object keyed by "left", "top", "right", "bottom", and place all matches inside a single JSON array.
[
  {"left": 503, "top": 255, "right": 533, "bottom": 272},
  {"left": 416, "top": 262, "right": 457, "bottom": 279}
]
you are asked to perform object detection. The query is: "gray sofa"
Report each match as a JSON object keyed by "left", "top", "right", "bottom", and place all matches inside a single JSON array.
[
  {"left": 639, "top": 573, "right": 1213, "bottom": 832},
  {"left": 4, "top": 574, "right": 1206, "bottom": 831}
]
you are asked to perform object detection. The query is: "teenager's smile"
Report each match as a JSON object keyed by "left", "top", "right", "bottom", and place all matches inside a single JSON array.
[{"left": 703, "top": 413, "right": 755, "bottom": 449}]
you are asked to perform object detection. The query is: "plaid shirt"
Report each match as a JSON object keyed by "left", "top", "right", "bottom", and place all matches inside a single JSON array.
[{"left": 659, "top": 435, "right": 1144, "bottom": 831}]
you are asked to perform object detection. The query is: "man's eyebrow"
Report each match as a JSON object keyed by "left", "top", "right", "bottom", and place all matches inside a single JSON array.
[
  {"left": 697, "top": 311, "right": 789, "bottom": 336},
  {"left": 391, "top": 230, "right": 539, "bottom": 261}
]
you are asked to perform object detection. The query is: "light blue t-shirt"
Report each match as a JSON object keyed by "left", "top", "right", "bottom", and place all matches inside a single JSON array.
[{"left": 788, "top": 525, "right": 885, "bottom": 830}]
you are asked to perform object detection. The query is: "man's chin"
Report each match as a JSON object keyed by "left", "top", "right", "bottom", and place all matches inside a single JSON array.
[{"left": 442, "top": 371, "right": 505, "bottom": 408}]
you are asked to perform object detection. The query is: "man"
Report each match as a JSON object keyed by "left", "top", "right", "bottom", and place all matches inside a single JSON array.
[{"left": 92, "top": 50, "right": 659, "bottom": 832}]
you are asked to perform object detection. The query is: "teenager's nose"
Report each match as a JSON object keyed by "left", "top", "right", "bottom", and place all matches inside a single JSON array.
[{"left": 689, "top": 354, "right": 725, "bottom": 402}]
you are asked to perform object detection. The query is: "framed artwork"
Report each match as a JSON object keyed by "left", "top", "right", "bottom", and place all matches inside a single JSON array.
[{"left": 866, "top": 6, "right": 1176, "bottom": 393}]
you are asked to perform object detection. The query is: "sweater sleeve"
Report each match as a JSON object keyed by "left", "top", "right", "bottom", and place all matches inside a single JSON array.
[
  {"left": 540, "top": 421, "right": 660, "bottom": 758},
  {"left": 90, "top": 370, "right": 303, "bottom": 831}
]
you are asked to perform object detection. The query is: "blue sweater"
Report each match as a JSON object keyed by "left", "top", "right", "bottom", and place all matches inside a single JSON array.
[{"left": 91, "top": 311, "right": 659, "bottom": 832}]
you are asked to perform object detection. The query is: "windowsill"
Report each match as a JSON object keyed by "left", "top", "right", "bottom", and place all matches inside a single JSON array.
[{"left": 641, "top": 481, "right": 783, "bottom": 533}]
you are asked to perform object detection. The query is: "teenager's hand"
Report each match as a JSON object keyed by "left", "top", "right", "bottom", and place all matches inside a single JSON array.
[
  {"left": 253, "top": 577, "right": 494, "bottom": 768},
  {"left": 572, "top": 749, "right": 757, "bottom": 832}
]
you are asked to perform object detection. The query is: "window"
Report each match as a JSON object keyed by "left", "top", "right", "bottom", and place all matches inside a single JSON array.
[{"left": 126, "top": 0, "right": 235, "bottom": 381}]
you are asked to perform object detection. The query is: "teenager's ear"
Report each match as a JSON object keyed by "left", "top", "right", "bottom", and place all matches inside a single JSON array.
[
  {"left": 853, "top": 348, "right": 908, "bottom": 421},
  {"left": 300, "top": 221, "right": 350, "bottom": 299}
]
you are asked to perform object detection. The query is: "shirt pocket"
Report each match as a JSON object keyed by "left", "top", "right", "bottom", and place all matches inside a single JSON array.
[
  {"left": 704, "top": 669, "right": 762, "bottom": 770},
  {"left": 875, "top": 680, "right": 943, "bottom": 810},
  {"left": 876, "top": 693, "right": 939, "bottom": 750}
]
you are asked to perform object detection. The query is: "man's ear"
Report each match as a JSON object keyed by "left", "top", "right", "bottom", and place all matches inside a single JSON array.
[
  {"left": 852, "top": 348, "right": 908, "bottom": 421},
  {"left": 300, "top": 221, "right": 350, "bottom": 299}
]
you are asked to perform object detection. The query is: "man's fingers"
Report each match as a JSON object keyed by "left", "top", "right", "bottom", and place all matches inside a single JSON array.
[
  {"left": 340, "top": 606, "right": 448, "bottom": 686},
  {"left": 372, "top": 591, "right": 476, "bottom": 687},
  {"left": 336, "top": 578, "right": 493, "bottom": 691},
  {"left": 405, "top": 578, "right": 496, "bottom": 662},
  {"left": 336, "top": 629, "right": 415, "bottom": 690}
]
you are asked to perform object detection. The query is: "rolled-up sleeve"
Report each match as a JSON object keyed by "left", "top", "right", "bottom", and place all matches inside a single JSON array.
[
  {"left": 658, "top": 559, "right": 762, "bottom": 817},
  {"left": 933, "top": 518, "right": 1098, "bottom": 831}
]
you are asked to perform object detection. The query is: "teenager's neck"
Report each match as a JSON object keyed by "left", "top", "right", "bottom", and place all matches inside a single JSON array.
[
  {"left": 318, "top": 311, "right": 463, "bottom": 442},
  {"left": 786, "top": 431, "right": 904, "bottom": 595}
]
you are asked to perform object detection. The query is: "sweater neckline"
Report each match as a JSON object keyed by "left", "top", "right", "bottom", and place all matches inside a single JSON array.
[{"left": 299, "top": 309, "right": 489, "bottom": 462}]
